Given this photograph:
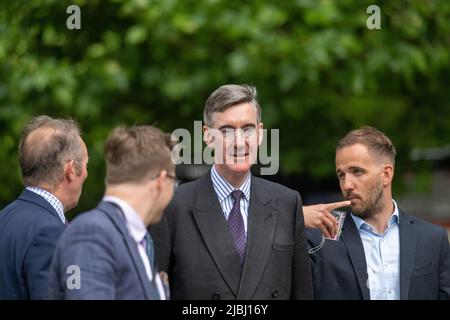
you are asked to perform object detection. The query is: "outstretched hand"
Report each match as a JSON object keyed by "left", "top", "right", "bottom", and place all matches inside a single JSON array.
[{"left": 303, "top": 201, "right": 351, "bottom": 238}]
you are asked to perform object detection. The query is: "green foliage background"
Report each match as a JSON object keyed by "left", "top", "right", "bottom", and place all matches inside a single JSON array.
[{"left": 1, "top": 0, "right": 449, "bottom": 217}]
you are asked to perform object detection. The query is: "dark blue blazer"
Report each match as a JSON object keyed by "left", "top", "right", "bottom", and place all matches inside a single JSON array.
[
  {"left": 48, "top": 201, "right": 163, "bottom": 299},
  {"left": 0, "top": 189, "right": 65, "bottom": 299},
  {"left": 307, "top": 210, "right": 450, "bottom": 300}
]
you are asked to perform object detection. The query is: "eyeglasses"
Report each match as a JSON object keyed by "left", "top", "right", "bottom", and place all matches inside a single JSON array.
[
  {"left": 212, "top": 126, "right": 257, "bottom": 140},
  {"left": 166, "top": 173, "right": 179, "bottom": 191},
  {"left": 151, "top": 172, "right": 179, "bottom": 191}
]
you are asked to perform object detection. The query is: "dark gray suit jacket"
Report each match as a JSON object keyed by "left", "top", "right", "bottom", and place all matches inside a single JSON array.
[
  {"left": 49, "top": 201, "right": 162, "bottom": 299},
  {"left": 307, "top": 210, "right": 450, "bottom": 300},
  {"left": 150, "top": 172, "right": 313, "bottom": 300}
]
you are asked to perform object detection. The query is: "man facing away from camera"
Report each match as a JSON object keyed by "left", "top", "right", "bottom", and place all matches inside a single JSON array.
[
  {"left": 307, "top": 126, "right": 450, "bottom": 300},
  {"left": 49, "top": 125, "right": 176, "bottom": 299},
  {"left": 0, "top": 116, "right": 88, "bottom": 299}
]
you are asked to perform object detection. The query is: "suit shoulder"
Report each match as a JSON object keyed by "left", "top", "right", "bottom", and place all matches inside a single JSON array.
[
  {"left": 68, "top": 208, "right": 114, "bottom": 232},
  {"left": 252, "top": 176, "right": 299, "bottom": 197},
  {"left": 55, "top": 209, "right": 122, "bottom": 257},
  {"left": 170, "top": 176, "right": 206, "bottom": 203},
  {"left": 402, "top": 212, "right": 444, "bottom": 232},
  {"left": 0, "top": 198, "right": 62, "bottom": 228},
  {"left": 402, "top": 211, "right": 447, "bottom": 238}
]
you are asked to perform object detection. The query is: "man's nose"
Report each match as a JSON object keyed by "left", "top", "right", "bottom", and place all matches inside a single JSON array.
[
  {"left": 342, "top": 176, "right": 355, "bottom": 192},
  {"left": 234, "top": 129, "right": 246, "bottom": 146}
]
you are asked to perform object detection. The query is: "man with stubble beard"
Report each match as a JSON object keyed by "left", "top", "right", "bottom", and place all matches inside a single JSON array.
[{"left": 307, "top": 126, "right": 449, "bottom": 300}]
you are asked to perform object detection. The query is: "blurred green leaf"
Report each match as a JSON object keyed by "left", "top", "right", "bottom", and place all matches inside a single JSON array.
[{"left": 1, "top": 0, "right": 449, "bottom": 213}]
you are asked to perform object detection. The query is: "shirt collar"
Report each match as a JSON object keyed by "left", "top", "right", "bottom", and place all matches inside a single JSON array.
[
  {"left": 102, "top": 195, "right": 147, "bottom": 243},
  {"left": 25, "top": 186, "right": 65, "bottom": 223},
  {"left": 211, "top": 165, "right": 251, "bottom": 202},
  {"left": 351, "top": 199, "right": 400, "bottom": 232}
]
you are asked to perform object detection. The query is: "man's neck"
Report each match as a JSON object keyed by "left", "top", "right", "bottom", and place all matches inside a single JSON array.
[
  {"left": 105, "top": 185, "right": 151, "bottom": 226},
  {"left": 39, "top": 185, "right": 68, "bottom": 212},
  {"left": 214, "top": 164, "right": 249, "bottom": 189},
  {"left": 364, "top": 198, "right": 395, "bottom": 234}
]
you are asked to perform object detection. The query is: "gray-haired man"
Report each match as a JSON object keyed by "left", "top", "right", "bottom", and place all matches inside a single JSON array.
[{"left": 151, "top": 84, "right": 313, "bottom": 299}]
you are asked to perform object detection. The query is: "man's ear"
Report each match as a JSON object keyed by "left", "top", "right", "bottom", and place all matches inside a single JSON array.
[
  {"left": 65, "top": 160, "right": 76, "bottom": 182},
  {"left": 155, "top": 170, "right": 167, "bottom": 192},
  {"left": 203, "top": 125, "right": 214, "bottom": 147},
  {"left": 257, "top": 122, "right": 264, "bottom": 146},
  {"left": 383, "top": 164, "right": 394, "bottom": 186}
]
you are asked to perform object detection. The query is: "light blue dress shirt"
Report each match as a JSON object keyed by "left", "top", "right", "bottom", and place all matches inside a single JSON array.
[
  {"left": 351, "top": 200, "right": 400, "bottom": 300},
  {"left": 211, "top": 165, "right": 251, "bottom": 234}
]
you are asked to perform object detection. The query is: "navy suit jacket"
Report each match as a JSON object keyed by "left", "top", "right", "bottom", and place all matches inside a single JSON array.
[
  {"left": 0, "top": 189, "right": 65, "bottom": 299},
  {"left": 307, "top": 210, "right": 450, "bottom": 300},
  {"left": 48, "top": 201, "right": 163, "bottom": 300}
]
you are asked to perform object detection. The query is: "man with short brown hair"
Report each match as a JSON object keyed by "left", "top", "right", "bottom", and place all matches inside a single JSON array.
[
  {"left": 49, "top": 125, "right": 176, "bottom": 299},
  {"left": 308, "top": 126, "right": 450, "bottom": 300},
  {"left": 0, "top": 115, "right": 88, "bottom": 299}
]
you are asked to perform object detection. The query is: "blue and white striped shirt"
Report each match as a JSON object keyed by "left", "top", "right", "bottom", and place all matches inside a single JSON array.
[
  {"left": 26, "top": 186, "right": 66, "bottom": 224},
  {"left": 210, "top": 165, "right": 251, "bottom": 234}
]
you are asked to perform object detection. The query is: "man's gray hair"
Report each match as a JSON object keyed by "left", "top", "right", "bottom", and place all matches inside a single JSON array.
[
  {"left": 18, "top": 115, "right": 83, "bottom": 188},
  {"left": 203, "top": 84, "right": 262, "bottom": 127}
]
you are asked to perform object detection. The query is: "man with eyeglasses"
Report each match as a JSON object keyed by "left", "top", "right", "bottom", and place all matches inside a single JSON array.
[
  {"left": 150, "top": 84, "right": 313, "bottom": 300},
  {"left": 49, "top": 125, "right": 175, "bottom": 299}
]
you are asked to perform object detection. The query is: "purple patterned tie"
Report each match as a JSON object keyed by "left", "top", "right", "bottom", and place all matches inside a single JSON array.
[{"left": 227, "top": 190, "right": 246, "bottom": 263}]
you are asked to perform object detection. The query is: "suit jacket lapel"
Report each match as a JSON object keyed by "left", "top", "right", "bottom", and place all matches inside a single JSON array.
[
  {"left": 399, "top": 211, "right": 417, "bottom": 300},
  {"left": 237, "top": 178, "right": 275, "bottom": 299},
  {"left": 192, "top": 174, "right": 242, "bottom": 296},
  {"left": 341, "top": 215, "right": 370, "bottom": 300},
  {"left": 97, "top": 201, "right": 154, "bottom": 300}
]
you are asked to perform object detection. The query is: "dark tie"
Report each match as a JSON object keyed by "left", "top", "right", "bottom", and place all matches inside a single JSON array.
[
  {"left": 142, "top": 232, "right": 161, "bottom": 300},
  {"left": 227, "top": 190, "right": 246, "bottom": 263},
  {"left": 143, "top": 232, "right": 155, "bottom": 270}
]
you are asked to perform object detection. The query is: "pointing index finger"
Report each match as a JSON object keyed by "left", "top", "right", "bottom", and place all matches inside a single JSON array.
[{"left": 325, "top": 200, "right": 351, "bottom": 211}]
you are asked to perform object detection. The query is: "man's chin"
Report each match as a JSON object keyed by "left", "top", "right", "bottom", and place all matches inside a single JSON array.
[
  {"left": 149, "top": 211, "right": 164, "bottom": 226},
  {"left": 350, "top": 205, "right": 363, "bottom": 216},
  {"left": 223, "top": 163, "right": 252, "bottom": 174},
  {"left": 351, "top": 210, "right": 363, "bottom": 217},
  {"left": 351, "top": 206, "right": 374, "bottom": 219}
]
